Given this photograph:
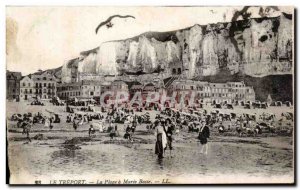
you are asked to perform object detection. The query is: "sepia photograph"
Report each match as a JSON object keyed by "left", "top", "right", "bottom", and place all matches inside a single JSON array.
[{"left": 6, "top": 6, "right": 295, "bottom": 185}]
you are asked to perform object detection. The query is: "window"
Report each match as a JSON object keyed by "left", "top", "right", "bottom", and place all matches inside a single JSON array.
[
  {"left": 90, "top": 91, "right": 94, "bottom": 96},
  {"left": 44, "top": 83, "right": 46, "bottom": 87},
  {"left": 23, "top": 83, "right": 26, "bottom": 87},
  {"left": 43, "top": 77, "right": 46, "bottom": 80},
  {"left": 29, "top": 89, "right": 32, "bottom": 94}
]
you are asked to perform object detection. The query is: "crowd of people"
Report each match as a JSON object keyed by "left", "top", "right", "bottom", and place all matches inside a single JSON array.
[{"left": 9, "top": 101, "right": 294, "bottom": 160}]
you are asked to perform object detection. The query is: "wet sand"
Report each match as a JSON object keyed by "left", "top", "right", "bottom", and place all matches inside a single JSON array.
[{"left": 7, "top": 101, "right": 294, "bottom": 184}]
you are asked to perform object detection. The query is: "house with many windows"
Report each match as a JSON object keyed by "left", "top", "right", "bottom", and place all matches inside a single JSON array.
[
  {"left": 19, "top": 71, "right": 57, "bottom": 101},
  {"left": 166, "top": 79, "right": 255, "bottom": 105},
  {"left": 56, "top": 80, "right": 101, "bottom": 100},
  {"left": 31, "top": 72, "right": 57, "bottom": 99},
  {"left": 20, "top": 76, "right": 35, "bottom": 101}
]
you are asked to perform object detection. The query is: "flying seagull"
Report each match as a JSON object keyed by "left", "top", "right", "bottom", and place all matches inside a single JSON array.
[{"left": 95, "top": 15, "right": 135, "bottom": 34}]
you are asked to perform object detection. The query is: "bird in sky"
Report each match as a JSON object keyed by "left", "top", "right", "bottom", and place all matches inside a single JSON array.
[{"left": 95, "top": 15, "right": 135, "bottom": 34}]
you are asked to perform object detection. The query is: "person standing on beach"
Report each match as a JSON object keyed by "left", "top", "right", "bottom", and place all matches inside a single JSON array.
[
  {"left": 166, "top": 122, "right": 174, "bottom": 150},
  {"left": 88, "top": 125, "right": 95, "bottom": 137},
  {"left": 198, "top": 124, "right": 210, "bottom": 155},
  {"left": 155, "top": 121, "right": 167, "bottom": 159}
]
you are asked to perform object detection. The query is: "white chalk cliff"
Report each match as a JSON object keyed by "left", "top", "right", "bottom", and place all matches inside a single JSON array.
[{"left": 61, "top": 13, "right": 293, "bottom": 83}]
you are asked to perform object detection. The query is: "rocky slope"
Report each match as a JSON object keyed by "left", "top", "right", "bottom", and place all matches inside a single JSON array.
[{"left": 60, "top": 13, "right": 293, "bottom": 83}]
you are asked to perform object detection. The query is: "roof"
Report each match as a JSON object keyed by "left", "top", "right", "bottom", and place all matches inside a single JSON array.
[
  {"left": 81, "top": 80, "right": 102, "bottom": 86},
  {"left": 57, "top": 80, "right": 101, "bottom": 87},
  {"left": 7, "top": 71, "right": 22, "bottom": 80},
  {"left": 143, "top": 83, "right": 157, "bottom": 91},
  {"left": 20, "top": 75, "right": 33, "bottom": 82},
  {"left": 144, "top": 83, "right": 155, "bottom": 87},
  {"left": 210, "top": 83, "right": 228, "bottom": 88},
  {"left": 31, "top": 72, "right": 57, "bottom": 81}
]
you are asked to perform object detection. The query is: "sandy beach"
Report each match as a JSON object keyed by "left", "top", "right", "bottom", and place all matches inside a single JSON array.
[{"left": 6, "top": 101, "right": 294, "bottom": 184}]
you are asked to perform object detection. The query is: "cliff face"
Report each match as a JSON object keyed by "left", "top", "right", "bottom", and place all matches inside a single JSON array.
[{"left": 61, "top": 13, "right": 293, "bottom": 82}]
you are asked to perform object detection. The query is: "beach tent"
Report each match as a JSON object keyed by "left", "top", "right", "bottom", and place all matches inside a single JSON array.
[
  {"left": 244, "top": 103, "right": 251, "bottom": 109},
  {"left": 261, "top": 103, "right": 267, "bottom": 109},
  {"left": 285, "top": 101, "right": 292, "bottom": 107},
  {"left": 240, "top": 101, "right": 245, "bottom": 106},
  {"left": 276, "top": 101, "right": 282, "bottom": 106},
  {"left": 215, "top": 104, "right": 222, "bottom": 109},
  {"left": 226, "top": 104, "right": 233, "bottom": 109}
]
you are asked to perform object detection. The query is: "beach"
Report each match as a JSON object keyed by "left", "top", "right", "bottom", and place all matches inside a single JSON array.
[{"left": 6, "top": 101, "right": 294, "bottom": 184}]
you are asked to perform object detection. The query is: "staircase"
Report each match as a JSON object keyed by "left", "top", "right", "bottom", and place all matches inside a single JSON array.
[{"left": 164, "top": 75, "right": 178, "bottom": 89}]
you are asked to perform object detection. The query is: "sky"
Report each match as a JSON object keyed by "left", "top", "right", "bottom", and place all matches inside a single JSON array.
[{"left": 6, "top": 6, "right": 293, "bottom": 75}]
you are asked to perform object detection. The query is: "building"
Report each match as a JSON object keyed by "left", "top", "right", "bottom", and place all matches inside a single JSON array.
[
  {"left": 127, "top": 81, "right": 143, "bottom": 98},
  {"left": 19, "top": 76, "right": 35, "bottom": 101},
  {"left": 142, "top": 83, "right": 160, "bottom": 100},
  {"left": 210, "top": 83, "right": 232, "bottom": 104},
  {"left": 6, "top": 71, "right": 22, "bottom": 101},
  {"left": 166, "top": 79, "right": 255, "bottom": 105},
  {"left": 110, "top": 80, "right": 129, "bottom": 92},
  {"left": 195, "top": 81, "right": 211, "bottom": 103},
  {"left": 57, "top": 80, "right": 101, "bottom": 100},
  {"left": 31, "top": 72, "right": 57, "bottom": 99},
  {"left": 208, "top": 81, "right": 255, "bottom": 104},
  {"left": 19, "top": 71, "right": 57, "bottom": 101},
  {"left": 77, "top": 72, "right": 104, "bottom": 82}
]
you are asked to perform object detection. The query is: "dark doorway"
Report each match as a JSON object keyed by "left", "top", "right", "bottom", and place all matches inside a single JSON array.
[
  {"left": 172, "top": 68, "right": 176, "bottom": 75},
  {"left": 177, "top": 68, "right": 182, "bottom": 75}
]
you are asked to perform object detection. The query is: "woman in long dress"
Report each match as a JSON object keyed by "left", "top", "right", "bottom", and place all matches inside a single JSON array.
[
  {"left": 155, "top": 121, "right": 167, "bottom": 159},
  {"left": 198, "top": 124, "right": 210, "bottom": 154}
]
